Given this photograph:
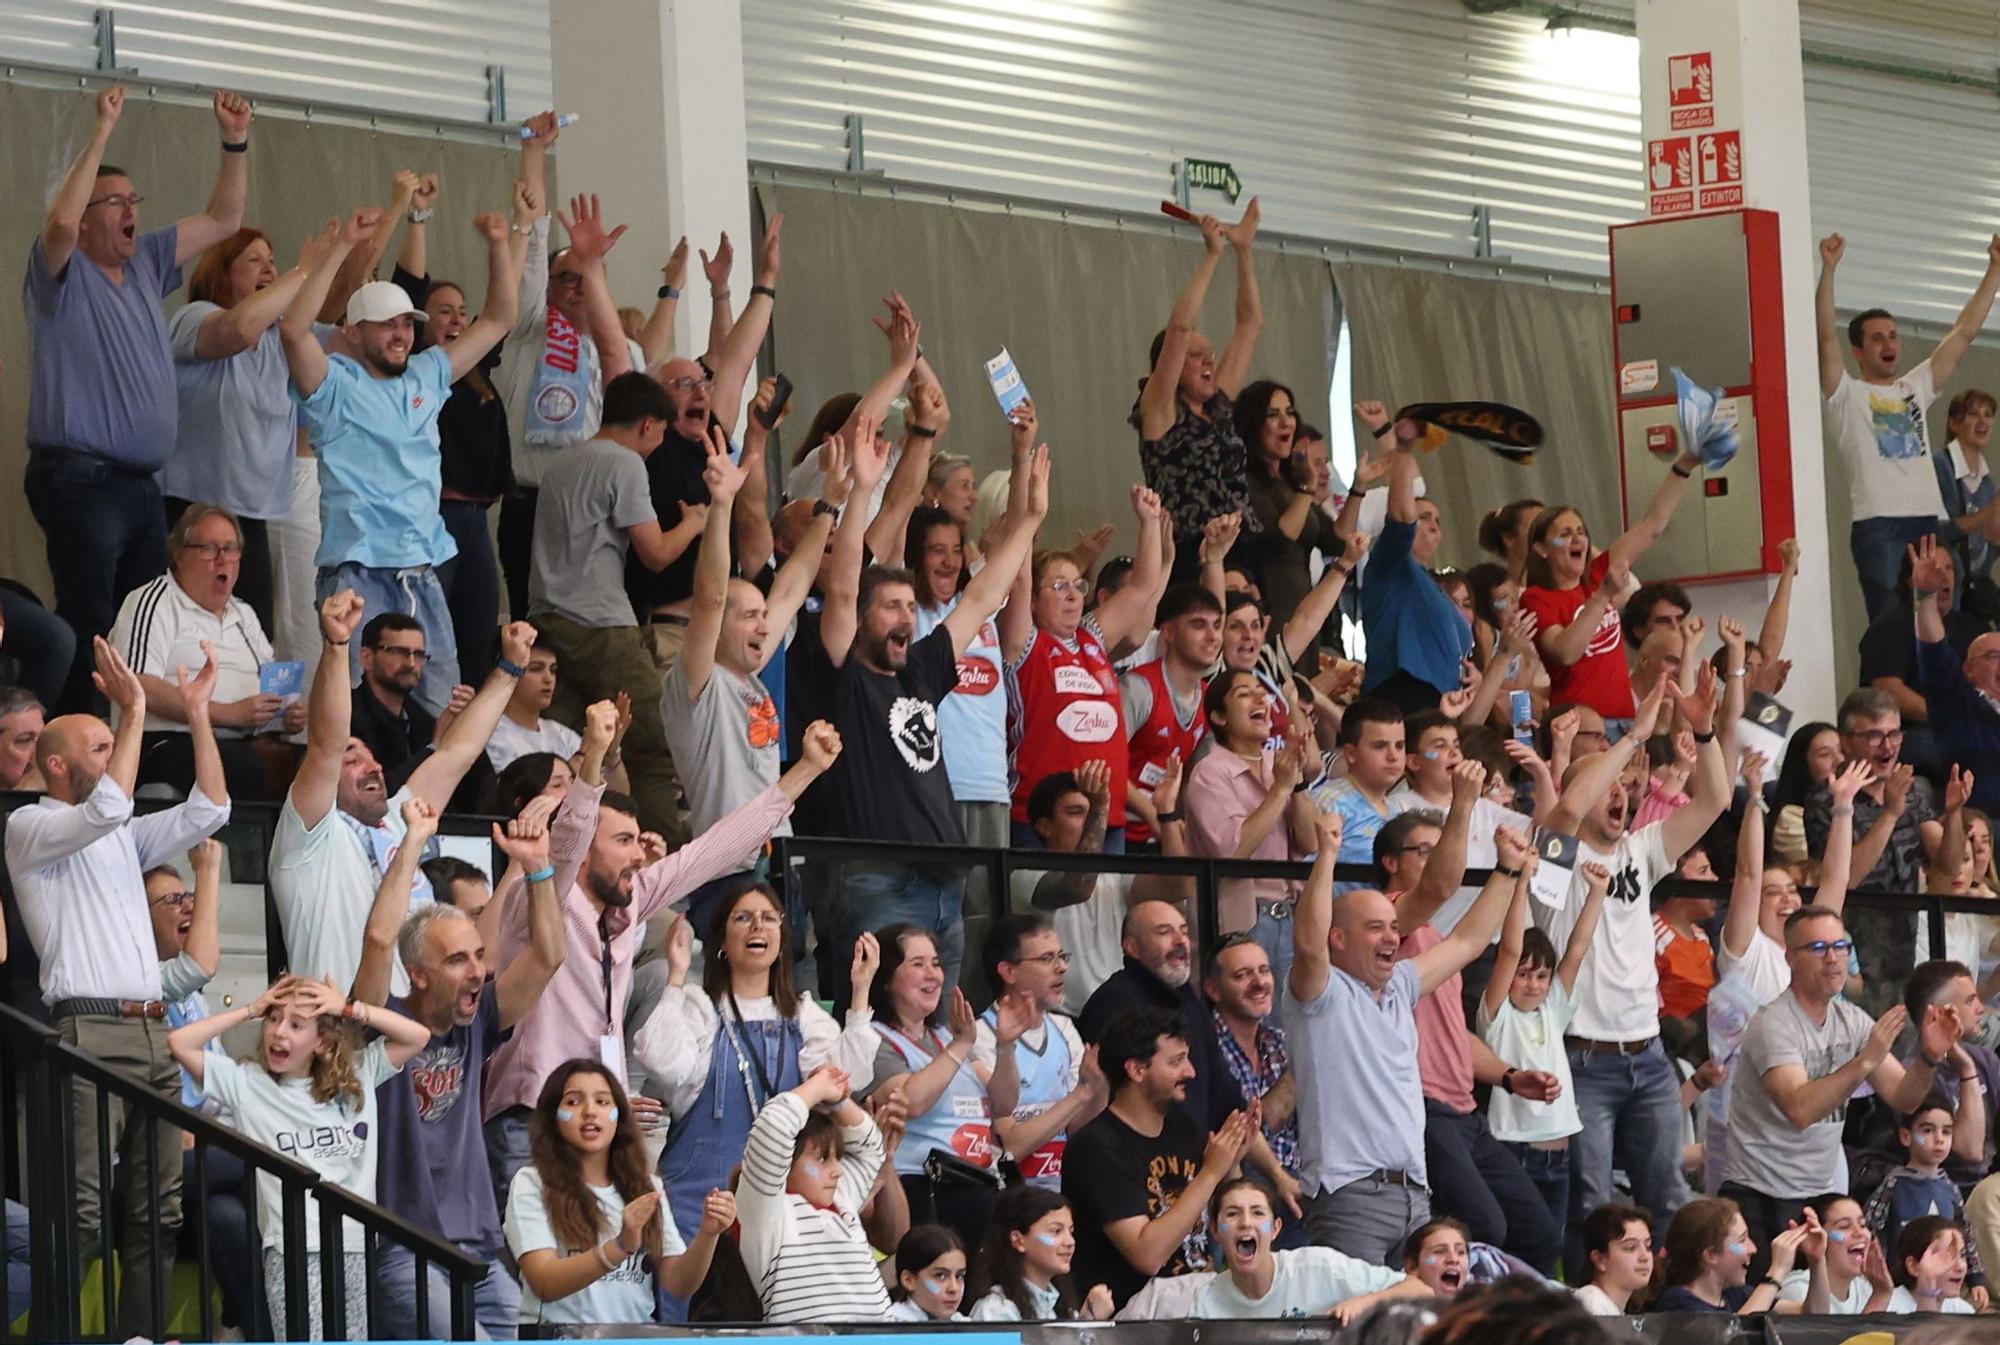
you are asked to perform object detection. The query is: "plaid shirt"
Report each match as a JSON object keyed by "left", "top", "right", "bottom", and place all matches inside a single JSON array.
[{"left": 1210, "top": 1008, "right": 1298, "bottom": 1172}]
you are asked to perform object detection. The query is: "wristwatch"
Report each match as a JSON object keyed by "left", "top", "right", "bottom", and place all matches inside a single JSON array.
[{"left": 407, "top": 207, "right": 435, "bottom": 224}]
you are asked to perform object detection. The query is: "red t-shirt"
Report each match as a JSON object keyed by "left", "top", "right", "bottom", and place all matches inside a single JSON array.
[
  {"left": 1398, "top": 920, "right": 1475, "bottom": 1114},
  {"left": 1520, "top": 551, "right": 1635, "bottom": 719}
]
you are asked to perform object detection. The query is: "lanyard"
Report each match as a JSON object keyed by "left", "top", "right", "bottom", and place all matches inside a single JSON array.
[
  {"left": 725, "top": 990, "right": 780, "bottom": 1110},
  {"left": 597, "top": 915, "right": 615, "bottom": 1032}
]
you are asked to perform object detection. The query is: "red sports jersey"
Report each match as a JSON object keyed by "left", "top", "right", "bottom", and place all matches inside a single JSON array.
[
  {"left": 1011, "top": 624, "right": 1129, "bottom": 828},
  {"left": 1123, "top": 659, "right": 1207, "bottom": 845}
]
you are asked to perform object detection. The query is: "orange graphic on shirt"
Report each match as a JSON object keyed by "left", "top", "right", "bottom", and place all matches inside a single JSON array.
[{"left": 746, "top": 694, "right": 780, "bottom": 749}]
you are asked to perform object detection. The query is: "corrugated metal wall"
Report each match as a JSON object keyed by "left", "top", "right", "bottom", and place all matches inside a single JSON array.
[{"left": 0, "top": 0, "right": 552, "bottom": 124}]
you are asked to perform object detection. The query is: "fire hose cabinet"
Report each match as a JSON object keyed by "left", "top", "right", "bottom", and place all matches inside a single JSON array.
[{"left": 1609, "top": 208, "right": 1794, "bottom": 580}]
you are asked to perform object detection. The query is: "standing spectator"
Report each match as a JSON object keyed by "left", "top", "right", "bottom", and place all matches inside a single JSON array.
[
  {"left": 1311, "top": 696, "right": 1406, "bottom": 865},
  {"left": 1390, "top": 708, "right": 1538, "bottom": 939},
  {"left": 1817, "top": 232, "right": 2000, "bottom": 620},
  {"left": 1062, "top": 1006, "right": 1255, "bottom": 1311},
  {"left": 1936, "top": 389, "right": 2000, "bottom": 598},
  {"left": 281, "top": 199, "right": 526, "bottom": 715},
  {"left": 1133, "top": 202, "right": 1263, "bottom": 566},
  {"left": 977, "top": 913, "right": 1105, "bottom": 1190},
  {"left": 351, "top": 795, "right": 571, "bottom": 1338},
  {"left": 24, "top": 85, "right": 251, "bottom": 713},
  {"left": 1895, "top": 959, "right": 2000, "bottom": 1187},
  {"left": 1722, "top": 906, "right": 1974, "bottom": 1273},
  {"left": 269, "top": 593, "right": 529, "bottom": 995},
  {"left": 161, "top": 224, "right": 325, "bottom": 628},
  {"left": 110, "top": 503, "right": 304, "bottom": 797},
  {"left": 1859, "top": 549, "right": 1982, "bottom": 784},
  {"left": 810, "top": 418, "right": 1049, "bottom": 1006},
  {"left": 1285, "top": 808, "right": 1523, "bottom": 1266},
  {"left": 1237, "top": 380, "right": 1341, "bottom": 647},
  {"left": 4, "top": 638, "right": 230, "bottom": 1338},
  {"left": 1120, "top": 585, "right": 1220, "bottom": 847},
  {"left": 0, "top": 587, "right": 74, "bottom": 716},
  {"left": 1350, "top": 402, "right": 1472, "bottom": 712},
  {"left": 1206, "top": 935, "right": 1302, "bottom": 1213},
  {"left": 1914, "top": 535, "right": 2000, "bottom": 809}
]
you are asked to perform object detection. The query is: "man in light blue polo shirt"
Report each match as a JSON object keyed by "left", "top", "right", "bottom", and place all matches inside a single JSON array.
[
  {"left": 1284, "top": 808, "right": 1522, "bottom": 1267},
  {"left": 280, "top": 207, "right": 525, "bottom": 713},
  {"left": 23, "top": 83, "right": 251, "bottom": 713}
]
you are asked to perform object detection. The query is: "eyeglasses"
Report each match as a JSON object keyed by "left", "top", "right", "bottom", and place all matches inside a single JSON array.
[
  {"left": 1400, "top": 842, "right": 1437, "bottom": 858},
  {"left": 1041, "top": 579, "right": 1087, "bottom": 595},
  {"left": 1847, "top": 729, "right": 1904, "bottom": 748},
  {"left": 548, "top": 271, "right": 586, "bottom": 288},
  {"left": 87, "top": 193, "right": 144, "bottom": 210},
  {"left": 665, "top": 375, "right": 713, "bottom": 394},
  {"left": 373, "top": 646, "right": 429, "bottom": 663},
  {"left": 1010, "top": 950, "right": 1072, "bottom": 968},
  {"left": 728, "top": 910, "right": 783, "bottom": 929},
  {"left": 147, "top": 889, "right": 193, "bottom": 909},
  {"left": 182, "top": 541, "right": 243, "bottom": 561},
  {"left": 1787, "top": 938, "right": 1854, "bottom": 958}
]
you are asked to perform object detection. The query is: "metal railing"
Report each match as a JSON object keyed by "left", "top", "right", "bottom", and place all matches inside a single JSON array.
[{"left": 0, "top": 1003, "right": 484, "bottom": 1342}]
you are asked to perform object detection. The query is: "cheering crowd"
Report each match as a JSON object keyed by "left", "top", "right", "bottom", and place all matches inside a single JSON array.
[{"left": 2, "top": 84, "right": 2000, "bottom": 1341}]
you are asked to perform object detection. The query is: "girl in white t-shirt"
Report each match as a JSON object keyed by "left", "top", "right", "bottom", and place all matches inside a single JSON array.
[
  {"left": 1188, "top": 1178, "right": 1424, "bottom": 1322},
  {"left": 1572, "top": 1203, "right": 1654, "bottom": 1315},
  {"left": 966, "top": 1186, "right": 1112, "bottom": 1322},
  {"left": 1887, "top": 1216, "right": 1978, "bottom": 1315},
  {"left": 168, "top": 974, "right": 430, "bottom": 1341},
  {"left": 504, "top": 1058, "right": 734, "bottom": 1327},
  {"left": 886, "top": 1223, "right": 969, "bottom": 1322}
]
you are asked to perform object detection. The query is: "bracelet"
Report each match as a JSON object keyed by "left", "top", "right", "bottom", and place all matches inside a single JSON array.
[
  {"left": 525, "top": 865, "right": 557, "bottom": 884},
  {"left": 1331, "top": 559, "right": 1355, "bottom": 576},
  {"left": 325, "top": 638, "right": 349, "bottom": 648},
  {"left": 1830, "top": 803, "right": 1854, "bottom": 817},
  {"left": 751, "top": 283, "right": 776, "bottom": 300},
  {"left": 1671, "top": 461, "right": 1694, "bottom": 479},
  {"left": 595, "top": 1242, "right": 620, "bottom": 1271},
  {"left": 222, "top": 140, "right": 248, "bottom": 154},
  {"left": 1156, "top": 808, "right": 1185, "bottom": 824},
  {"left": 710, "top": 288, "right": 730, "bottom": 301},
  {"left": 658, "top": 283, "right": 680, "bottom": 300},
  {"left": 495, "top": 656, "right": 526, "bottom": 678},
  {"left": 1728, "top": 667, "right": 1747, "bottom": 678},
  {"left": 1496, "top": 864, "right": 1522, "bottom": 878},
  {"left": 1963, "top": 1072, "right": 1979, "bottom": 1083},
  {"left": 344, "top": 1001, "right": 367, "bottom": 1025},
  {"left": 812, "top": 498, "right": 838, "bottom": 518},
  {"left": 406, "top": 208, "right": 434, "bottom": 224},
  {"left": 907, "top": 425, "right": 939, "bottom": 439},
  {"left": 1692, "top": 728, "right": 1716, "bottom": 744},
  {"left": 1500, "top": 1068, "right": 1518, "bottom": 1095},
  {"left": 1370, "top": 421, "right": 1394, "bottom": 439}
]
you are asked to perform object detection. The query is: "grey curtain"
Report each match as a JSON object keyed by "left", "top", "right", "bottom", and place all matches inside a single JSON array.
[
  {"left": 0, "top": 80, "right": 528, "bottom": 595},
  {"left": 1331, "top": 262, "right": 1622, "bottom": 575},
  {"left": 753, "top": 181, "right": 1338, "bottom": 558}
]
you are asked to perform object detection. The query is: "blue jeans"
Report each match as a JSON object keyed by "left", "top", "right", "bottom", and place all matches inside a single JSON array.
[
  {"left": 0, "top": 584, "right": 75, "bottom": 710},
  {"left": 1502, "top": 1142, "right": 1572, "bottom": 1250},
  {"left": 438, "top": 499, "right": 500, "bottom": 684},
  {"left": 24, "top": 451, "right": 168, "bottom": 712},
  {"left": 375, "top": 1240, "right": 520, "bottom": 1340},
  {"left": 315, "top": 560, "right": 460, "bottom": 717},
  {"left": 1251, "top": 903, "right": 1296, "bottom": 1016},
  {"left": 1852, "top": 515, "right": 1943, "bottom": 625},
  {"left": 1564, "top": 1038, "right": 1688, "bottom": 1274},
  {"left": 828, "top": 863, "right": 966, "bottom": 1015}
]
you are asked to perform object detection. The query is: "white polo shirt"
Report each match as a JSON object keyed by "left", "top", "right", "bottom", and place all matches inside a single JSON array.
[{"left": 109, "top": 574, "right": 273, "bottom": 736}]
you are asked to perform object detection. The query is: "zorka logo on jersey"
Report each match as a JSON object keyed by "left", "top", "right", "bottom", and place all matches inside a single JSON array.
[
  {"left": 889, "top": 696, "right": 942, "bottom": 771},
  {"left": 1057, "top": 701, "right": 1118, "bottom": 743},
  {"left": 955, "top": 656, "right": 999, "bottom": 695}
]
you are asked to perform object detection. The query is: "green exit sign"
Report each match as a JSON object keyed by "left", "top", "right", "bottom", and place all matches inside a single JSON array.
[{"left": 1183, "top": 158, "right": 1242, "bottom": 203}]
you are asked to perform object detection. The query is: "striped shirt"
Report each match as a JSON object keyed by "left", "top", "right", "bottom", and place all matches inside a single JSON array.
[{"left": 739, "top": 1092, "right": 892, "bottom": 1323}]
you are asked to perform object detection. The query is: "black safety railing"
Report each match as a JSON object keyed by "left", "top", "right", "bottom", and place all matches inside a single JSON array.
[{"left": 0, "top": 1002, "right": 483, "bottom": 1342}]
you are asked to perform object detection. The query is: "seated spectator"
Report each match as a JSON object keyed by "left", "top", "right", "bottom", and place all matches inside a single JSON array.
[
  {"left": 1777, "top": 1194, "right": 1888, "bottom": 1314},
  {"left": 503, "top": 1059, "right": 731, "bottom": 1327},
  {"left": 888, "top": 1224, "right": 968, "bottom": 1322},
  {"left": 1206, "top": 935, "right": 1301, "bottom": 1214},
  {"left": 1401, "top": 1217, "right": 1473, "bottom": 1303},
  {"left": 485, "top": 642, "right": 580, "bottom": 770},
  {"left": 1893, "top": 959, "right": 2000, "bottom": 1187},
  {"left": 0, "top": 685, "right": 44, "bottom": 792},
  {"left": 1863, "top": 1095, "right": 1988, "bottom": 1304},
  {"left": 1120, "top": 584, "right": 1220, "bottom": 847},
  {"left": 0, "top": 584, "right": 74, "bottom": 714},
  {"left": 1311, "top": 696, "right": 1406, "bottom": 865},
  {"left": 111, "top": 504, "right": 303, "bottom": 798},
  {"left": 1913, "top": 534, "right": 2000, "bottom": 809},
  {"left": 420, "top": 855, "right": 492, "bottom": 921},
  {"left": 1571, "top": 1203, "right": 1654, "bottom": 1315},
  {"left": 1652, "top": 1196, "right": 1797, "bottom": 1314},
  {"left": 1063, "top": 1006, "right": 1254, "bottom": 1312},
  {"left": 737, "top": 1064, "right": 894, "bottom": 1322},
  {"left": 966, "top": 1186, "right": 1112, "bottom": 1321},
  {"left": 1860, "top": 548, "right": 1983, "bottom": 784},
  {"left": 1176, "top": 1178, "right": 1424, "bottom": 1320},
  {"left": 351, "top": 612, "right": 493, "bottom": 811},
  {"left": 977, "top": 912, "right": 1102, "bottom": 1190},
  {"left": 1888, "top": 1216, "right": 1978, "bottom": 1314},
  {"left": 1721, "top": 906, "right": 1976, "bottom": 1275},
  {"left": 1187, "top": 669, "right": 1317, "bottom": 952}
]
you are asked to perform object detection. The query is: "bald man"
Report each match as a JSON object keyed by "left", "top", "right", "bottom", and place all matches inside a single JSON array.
[
  {"left": 3, "top": 635, "right": 229, "bottom": 1336},
  {"left": 1913, "top": 533, "right": 2000, "bottom": 810},
  {"left": 1284, "top": 809, "right": 1524, "bottom": 1268}
]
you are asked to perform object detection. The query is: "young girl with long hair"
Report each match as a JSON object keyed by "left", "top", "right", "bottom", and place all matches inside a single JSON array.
[
  {"left": 888, "top": 1224, "right": 969, "bottom": 1322},
  {"left": 966, "top": 1185, "right": 1112, "bottom": 1321},
  {"left": 1572, "top": 1203, "right": 1654, "bottom": 1315},
  {"left": 504, "top": 1058, "right": 734, "bottom": 1326},
  {"left": 168, "top": 974, "right": 430, "bottom": 1340},
  {"left": 1652, "top": 1196, "right": 1799, "bottom": 1314}
]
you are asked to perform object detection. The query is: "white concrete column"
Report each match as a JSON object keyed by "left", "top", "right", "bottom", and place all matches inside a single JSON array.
[
  {"left": 549, "top": 0, "right": 754, "bottom": 363},
  {"left": 1634, "top": 0, "right": 1838, "bottom": 721}
]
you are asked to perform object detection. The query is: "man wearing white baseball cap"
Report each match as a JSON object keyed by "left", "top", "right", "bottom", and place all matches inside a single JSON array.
[{"left": 278, "top": 205, "right": 528, "bottom": 714}]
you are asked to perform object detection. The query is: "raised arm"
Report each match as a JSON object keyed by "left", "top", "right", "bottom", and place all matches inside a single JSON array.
[
  {"left": 1481, "top": 862, "right": 1532, "bottom": 1021},
  {"left": 1213, "top": 199, "right": 1263, "bottom": 399},
  {"left": 1815, "top": 235, "right": 1847, "bottom": 399},
  {"left": 1929, "top": 234, "right": 2000, "bottom": 384},
  {"left": 175, "top": 643, "right": 230, "bottom": 808},
  {"left": 1555, "top": 860, "right": 1610, "bottom": 994},
  {"left": 391, "top": 173, "right": 436, "bottom": 290},
  {"left": 733, "top": 378, "right": 781, "bottom": 579},
  {"left": 183, "top": 838, "right": 224, "bottom": 981},
  {"left": 1139, "top": 216, "right": 1225, "bottom": 440},
  {"left": 172, "top": 92, "right": 252, "bottom": 266},
  {"left": 405, "top": 621, "right": 533, "bottom": 809},
  {"left": 1096, "top": 488, "right": 1167, "bottom": 652},
  {"left": 290, "top": 591, "right": 365, "bottom": 829},
  {"left": 1398, "top": 762, "right": 1485, "bottom": 933},
  {"left": 170, "top": 978, "right": 292, "bottom": 1085},
  {"left": 320, "top": 169, "right": 416, "bottom": 321},
  {"left": 191, "top": 232, "right": 321, "bottom": 361},
  {"left": 1815, "top": 761, "right": 1872, "bottom": 916},
  {"left": 493, "top": 805, "right": 569, "bottom": 1029},
  {"left": 1937, "top": 765, "right": 1973, "bottom": 897},
  {"left": 818, "top": 412, "right": 886, "bottom": 669},
  {"left": 1720, "top": 754, "right": 1767, "bottom": 961},
  {"left": 679, "top": 426, "right": 749, "bottom": 702},
  {"left": 851, "top": 292, "right": 923, "bottom": 435},
  {"left": 865, "top": 379, "right": 944, "bottom": 566},
  {"left": 1289, "top": 812, "right": 1343, "bottom": 1004},
  {"left": 352, "top": 797, "right": 439, "bottom": 1006},
  {"left": 1660, "top": 664, "right": 1731, "bottom": 864},
  {"left": 945, "top": 445, "right": 1049, "bottom": 655},
  {"left": 1759, "top": 539, "right": 1799, "bottom": 662},
  {"left": 699, "top": 233, "right": 734, "bottom": 363},
  {"left": 1604, "top": 446, "right": 1701, "bottom": 576},
  {"left": 1463, "top": 609, "right": 1536, "bottom": 729},
  {"left": 637, "top": 239, "right": 688, "bottom": 370},
  {"left": 1418, "top": 826, "right": 1530, "bottom": 997},
  {"left": 282, "top": 210, "right": 378, "bottom": 397},
  {"left": 761, "top": 453, "right": 844, "bottom": 668},
  {"left": 42, "top": 86, "right": 124, "bottom": 277},
  {"left": 1847, "top": 765, "right": 1914, "bottom": 889},
  {"left": 445, "top": 212, "right": 526, "bottom": 382},
  {"left": 555, "top": 193, "right": 632, "bottom": 382},
  {"left": 705, "top": 215, "right": 782, "bottom": 435},
  {"left": 1547, "top": 679, "right": 1664, "bottom": 835}
]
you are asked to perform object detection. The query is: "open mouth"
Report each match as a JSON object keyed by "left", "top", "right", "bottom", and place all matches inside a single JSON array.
[
  {"left": 121, "top": 222, "right": 136, "bottom": 243},
  {"left": 177, "top": 917, "right": 193, "bottom": 938},
  {"left": 457, "top": 987, "right": 479, "bottom": 1015},
  {"left": 887, "top": 631, "right": 910, "bottom": 658},
  {"left": 1438, "top": 1267, "right": 1464, "bottom": 1292},
  {"left": 1232, "top": 1234, "right": 1259, "bottom": 1261},
  {"left": 266, "top": 1046, "right": 293, "bottom": 1070},
  {"left": 579, "top": 1121, "right": 605, "bottom": 1142},
  {"left": 745, "top": 935, "right": 772, "bottom": 956}
]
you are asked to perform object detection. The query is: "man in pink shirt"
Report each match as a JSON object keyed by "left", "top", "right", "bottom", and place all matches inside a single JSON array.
[
  {"left": 481, "top": 719, "right": 845, "bottom": 1199},
  {"left": 1375, "top": 763, "right": 1559, "bottom": 1274}
]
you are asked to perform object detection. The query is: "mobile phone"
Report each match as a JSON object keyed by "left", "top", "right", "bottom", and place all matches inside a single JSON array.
[
  {"left": 1510, "top": 690, "right": 1534, "bottom": 745},
  {"left": 757, "top": 373, "right": 793, "bottom": 430}
]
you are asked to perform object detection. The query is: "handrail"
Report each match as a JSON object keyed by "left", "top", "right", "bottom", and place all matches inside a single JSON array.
[{"left": 0, "top": 1002, "right": 484, "bottom": 1341}]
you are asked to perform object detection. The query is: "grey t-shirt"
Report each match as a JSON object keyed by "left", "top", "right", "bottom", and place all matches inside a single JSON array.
[
  {"left": 659, "top": 659, "right": 787, "bottom": 869},
  {"left": 23, "top": 226, "right": 183, "bottom": 468},
  {"left": 527, "top": 437, "right": 656, "bottom": 628},
  {"left": 1723, "top": 989, "right": 1873, "bottom": 1198},
  {"left": 158, "top": 301, "right": 299, "bottom": 518}
]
